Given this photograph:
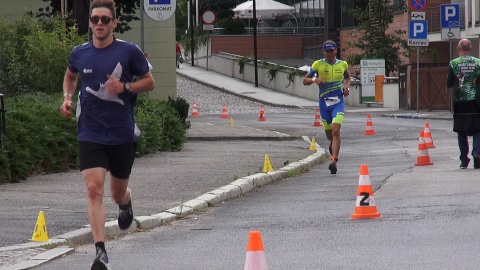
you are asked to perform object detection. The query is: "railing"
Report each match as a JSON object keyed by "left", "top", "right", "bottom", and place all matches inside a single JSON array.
[
  {"left": 0, "top": 93, "right": 5, "bottom": 147},
  {"left": 212, "top": 26, "right": 326, "bottom": 36}
]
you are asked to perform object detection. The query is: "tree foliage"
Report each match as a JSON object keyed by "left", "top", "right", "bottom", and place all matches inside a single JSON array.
[
  {"left": 37, "top": 0, "right": 140, "bottom": 35},
  {"left": 345, "top": 0, "right": 410, "bottom": 75}
]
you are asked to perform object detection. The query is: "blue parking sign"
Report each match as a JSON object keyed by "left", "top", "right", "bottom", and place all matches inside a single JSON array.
[
  {"left": 440, "top": 4, "right": 460, "bottom": 28},
  {"left": 409, "top": 20, "right": 428, "bottom": 39}
]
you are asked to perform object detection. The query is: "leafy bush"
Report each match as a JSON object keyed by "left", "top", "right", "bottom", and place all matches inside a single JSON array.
[
  {"left": 135, "top": 94, "right": 187, "bottom": 156},
  {"left": 166, "top": 96, "right": 191, "bottom": 129},
  {"left": 0, "top": 15, "right": 86, "bottom": 97},
  {"left": 217, "top": 17, "right": 245, "bottom": 35},
  {"left": 0, "top": 93, "right": 187, "bottom": 184}
]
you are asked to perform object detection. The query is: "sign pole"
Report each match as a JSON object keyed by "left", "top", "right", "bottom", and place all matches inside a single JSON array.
[
  {"left": 206, "top": 34, "right": 209, "bottom": 71},
  {"left": 140, "top": 0, "right": 144, "bottom": 52},
  {"left": 416, "top": 47, "right": 420, "bottom": 113}
]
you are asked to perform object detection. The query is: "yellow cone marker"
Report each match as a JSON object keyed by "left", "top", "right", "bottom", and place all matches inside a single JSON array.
[
  {"left": 230, "top": 117, "right": 234, "bottom": 127},
  {"left": 262, "top": 154, "right": 274, "bottom": 173},
  {"left": 309, "top": 137, "right": 317, "bottom": 151},
  {"left": 32, "top": 211, "right": 49, "bottom": 242}
]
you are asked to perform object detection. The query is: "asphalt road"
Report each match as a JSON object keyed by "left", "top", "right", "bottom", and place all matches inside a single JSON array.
[{"left": 33, "top": 113, "right": 480, "bottom": 270}]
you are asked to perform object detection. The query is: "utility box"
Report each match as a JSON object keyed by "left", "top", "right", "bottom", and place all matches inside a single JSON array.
[{"left": 375, "top": 75, "right": 385, "bottom": 102}]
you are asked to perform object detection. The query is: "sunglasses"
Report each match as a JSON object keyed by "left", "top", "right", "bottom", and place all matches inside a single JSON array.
[
  {"left": 90, "top": 16, "right": 113, "bottom": 25},
  {"left": 324, "top": 49, "right": 335, "bottom": 53}
]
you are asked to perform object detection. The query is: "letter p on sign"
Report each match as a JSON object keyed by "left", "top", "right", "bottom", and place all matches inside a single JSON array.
[
  {"left": 414, "top": 23, "right": 424, "bottom": 36},
  {"left": 445, "top": 6, "right": 456, "bottom": 20}
]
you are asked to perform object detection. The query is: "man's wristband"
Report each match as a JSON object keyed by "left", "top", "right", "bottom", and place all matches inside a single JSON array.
[{"left": 63, "top": 93, "right": 72, "bottom": 98}]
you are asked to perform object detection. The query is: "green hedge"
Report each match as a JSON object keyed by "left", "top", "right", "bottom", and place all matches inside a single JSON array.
[{"left": 0, "top": 93, "right": 186, "bottom": 184}]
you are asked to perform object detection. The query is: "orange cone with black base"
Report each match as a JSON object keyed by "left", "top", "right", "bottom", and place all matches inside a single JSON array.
[
  {"left": 244, "top": 231, "right": 268, "bottom": 270},
  {"left": 191, "top": 101, "right": 199, "bottom": 116},
  {"left": 364, "top": 114, "right": 376, "bottom": 135},
  {"left": 313, "top": 108, "right": 322, "bottom": 127},
  {"left": 258, "top": 105, "right": 266, "bottom": 121},
  {"left": 415, "top": 130, "right": 433, "bottom": 166},
  {"left": 423, "top": 122, "right": 435, "bottom": 148},
  {"left": 351, "top": 164, "right": 381, "bottom": 220},
  {"left": 221, "top": 103, "right": 229, "bottom": 119}
]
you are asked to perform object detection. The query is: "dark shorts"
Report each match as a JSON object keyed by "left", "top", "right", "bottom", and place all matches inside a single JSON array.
[
  {"left": 79, "top": 141, "right": 136, "bottom": 179},
  {"left": 453, "top": 100, "right": 480, "bottom": 135}
]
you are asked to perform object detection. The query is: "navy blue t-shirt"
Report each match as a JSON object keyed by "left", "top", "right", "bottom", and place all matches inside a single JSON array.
[{"left": 68, "top": 38, "right": 151, "bottom": 145}]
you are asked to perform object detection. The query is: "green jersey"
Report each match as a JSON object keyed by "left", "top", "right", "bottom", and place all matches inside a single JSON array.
[{"left": 447, "top": 55, "right": 480, "bottom": 101}]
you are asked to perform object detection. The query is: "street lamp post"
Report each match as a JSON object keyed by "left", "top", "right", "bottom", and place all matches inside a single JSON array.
[{"left": 253, "top": 0, "right": 258, "bottom": 87}]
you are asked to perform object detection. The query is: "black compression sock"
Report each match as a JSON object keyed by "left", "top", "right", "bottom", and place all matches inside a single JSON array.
[{"left": 95, "top": 242, "right": 106, "bottom": 253}]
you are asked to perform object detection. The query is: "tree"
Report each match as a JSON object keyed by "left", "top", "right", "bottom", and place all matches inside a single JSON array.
[
  {"left": 37, "top": 0, "right": 140, "bottom": 35},
  {"left": 345, "top": 0, "right": 410, "bottom": 75}
]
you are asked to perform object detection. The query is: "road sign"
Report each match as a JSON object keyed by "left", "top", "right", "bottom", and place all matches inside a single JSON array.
[
  {"left": 409, "top": 20, "right": 428, "bottom": 39},
  {"left": 144, "top": 0, "right": 176, "bottom": 21},
  {"left": 409, "top": 0, "right": 428, "bottom": 11},
  {"left": 408, "top": 39, "right": 429, "bottom": 46},
  {"left": 411, "top": 12, "right": 425, "bottom": 20},
  {"left": 440, "top": 4, "right": 460, "bottom": 28},
  {"left": 202, "top": 10, "right": 216, "bottom": 25},
  {"left": 440, "top": 4, "right": 460, "bottom": 40}
]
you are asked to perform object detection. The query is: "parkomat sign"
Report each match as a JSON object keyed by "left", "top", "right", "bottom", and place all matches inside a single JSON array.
[{"left": 144, "top": 0, "right": 176, "bottom": 21}]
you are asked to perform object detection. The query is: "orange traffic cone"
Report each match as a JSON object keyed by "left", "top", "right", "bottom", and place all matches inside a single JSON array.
[
  {"left": 244, "top": 231, "right": 268, "bottom": 270},
  {"left": 423, "top": 122, "right": 435, "bottom": 148},
  {"left": 313, "top": 108, "right": 322, "bottom": 127},
  {"left": 220, "top": 103, "right": 229, "bottom": 119},
  {"left": 351, "top": 164, "right": 381, "bottom": 220},
  {"left": 415, "top": 130, "right": 433, "bottom": 166},
  {"left": 364, "top": 114, "right": 376, "bottom": 135},
  {"left": 258, "top": 104, "right": 266, "bottom": 121},
  {"left": 191, "top": 101, "right": 199, "bottom": 116}
]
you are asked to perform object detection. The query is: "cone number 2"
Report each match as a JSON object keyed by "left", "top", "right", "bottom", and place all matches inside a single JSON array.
[{"left": 359, "top": 192, "right": 370, "bottom": 206}]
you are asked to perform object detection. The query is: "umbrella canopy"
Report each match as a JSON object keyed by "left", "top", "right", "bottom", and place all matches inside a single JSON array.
[{"left": 233, "top": 0, "right": 295, "bottom": 19}]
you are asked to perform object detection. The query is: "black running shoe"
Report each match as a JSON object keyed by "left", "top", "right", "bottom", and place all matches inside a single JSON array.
[
  {"left": 460, "top": 162, "right": 469, "bottom": 169},
  {"left": 329, "top": 141, "right": 332, "bottom": 155},
  {"left": 118, "top": 199, "right": 134, "bottom": 230},
  {"left": 91, "top": 250, "right": 110, "bottom": 270},
  {"left": 328, "top": 162, "right": 337, "bottom": 174},
  {"left": 474, "top": 157, "right": 480, "bottom": 169}
]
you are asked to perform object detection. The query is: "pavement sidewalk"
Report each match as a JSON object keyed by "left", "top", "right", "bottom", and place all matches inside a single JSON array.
[{"left": 0, "top": 63, "right": 452, "bottom": 270}]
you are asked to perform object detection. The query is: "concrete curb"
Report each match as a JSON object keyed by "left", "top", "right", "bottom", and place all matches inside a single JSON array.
[{"left": 0, "top": 145, "right": 327, "bottom": 270}]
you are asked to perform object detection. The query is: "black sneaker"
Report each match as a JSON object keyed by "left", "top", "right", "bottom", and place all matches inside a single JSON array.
[
  {"left": 474, "top": 157, "right": 480, "bottom": 169},
  {"left": 328, "top": 162, "right": 337, "bottom": 174},
  {"left": 460, "top": 158, "right": 470, "bottom": 169},
  {"left": 118, "top": 199, "right": 134, "bottom": 230},
  {"left": 329, "top": 141, "right": 332, "bottom": 155},
  {"left": 91, "top": 250, "right": 110, "bottom": 270}
]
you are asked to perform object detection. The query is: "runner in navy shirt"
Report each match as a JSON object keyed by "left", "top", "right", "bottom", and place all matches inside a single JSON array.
[{"left": 60, "top": 0, "right": 155, "bottom": 269}]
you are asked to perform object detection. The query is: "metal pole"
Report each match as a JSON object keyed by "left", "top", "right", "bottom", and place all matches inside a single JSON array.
[
  {"left": 196, "top": 0, "right": 199, "bottom": 25},
  {"left": 0, "top": 93, "right": 5, "bottom": 148},
  {"left": 416, "top": 46, "right": 419, "bottom": 113},
  {"left": 253, "top": 0, "right": 258, "bottom": 87},
  {"left": 206, "top": 34, "right": 209, "bottom": 71},
  {"left": 140, "top": 0, "right": 145, "bottom": 52},
  {"left": 189, "top": 0, "right": 195, "bottom": 66},
  {"left": 450, "top": 39, "right": 453, "bottom": 113}
]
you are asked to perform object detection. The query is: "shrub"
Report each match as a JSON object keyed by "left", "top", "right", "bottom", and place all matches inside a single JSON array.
[
  {"left": 0, "top": 15, "right": 86, "bottom": 97},
  {"left": 166, "top": 96, "right": 191, "bottom": 129},
  {"left": 0, "top": 93, "right": 187, "bottom": 184},
  {"left": 217, "top": 17, "right": 245, "bottom": 35}
]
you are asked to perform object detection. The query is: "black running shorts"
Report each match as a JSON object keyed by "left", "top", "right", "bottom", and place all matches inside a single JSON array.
[{"left": 79, "top": 141, "right": 136, "bottom": 179}]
